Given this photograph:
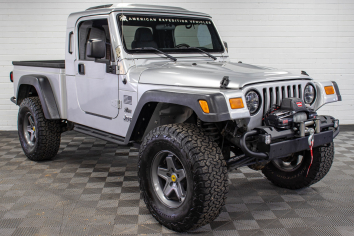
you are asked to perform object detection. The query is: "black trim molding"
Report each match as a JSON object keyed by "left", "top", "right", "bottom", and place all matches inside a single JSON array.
[
  {"left": 17, "top": 74, "right": 60, "bottom": 119},
  {"left": 332, "top": 81, "right": 342, "bottom": 101},
  {"left": 13, "top": 60, "right": 65, "bottom": 69},
  {"left": 124, "top": 90, "right": 230, "bottom": 144}
]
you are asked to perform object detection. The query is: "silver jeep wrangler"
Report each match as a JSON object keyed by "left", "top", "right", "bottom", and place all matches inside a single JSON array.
[{"left": 10, "top": 4, "right": 341, "bottom": 232}]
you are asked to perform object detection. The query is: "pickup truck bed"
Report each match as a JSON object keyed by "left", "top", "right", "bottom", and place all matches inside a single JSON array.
[
  {"left": 12, "top": 61, "right": 67, "bottom": 119},
  {"left": 12, "top": 60, "right": 65, "bottom": 69}
]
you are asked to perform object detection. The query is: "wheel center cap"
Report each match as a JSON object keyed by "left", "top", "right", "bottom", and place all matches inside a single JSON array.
[{"left": 171, "top": 174, "right": 177, "bottom": 182}]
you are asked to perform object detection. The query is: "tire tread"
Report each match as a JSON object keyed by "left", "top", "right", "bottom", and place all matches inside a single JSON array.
[
  {"left": 18, "top": 97, "right": 61, "bottom": 161},
  {"left": 262, "top": 142, "right": 334, "bottom": 189}
]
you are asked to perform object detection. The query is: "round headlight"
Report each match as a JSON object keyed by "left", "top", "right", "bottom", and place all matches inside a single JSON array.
[
  {"left": 245, "top": 90, "right": 260, "bottom": 114},
  {"left": 304, "top": 84, "right": 316, "bottom": 104}
]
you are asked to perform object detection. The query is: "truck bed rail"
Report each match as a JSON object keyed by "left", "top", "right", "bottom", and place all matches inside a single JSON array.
[{"left": 12, "top": 60, "right": 65, "bottom": 69}]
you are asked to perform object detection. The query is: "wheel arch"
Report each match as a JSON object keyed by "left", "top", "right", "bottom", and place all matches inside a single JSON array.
[
  {"left": 16, "top": 74, "right": 60, "bottom": 120},
  {"left": 125, "top": 90, "right": 231, "bottom": 143}
]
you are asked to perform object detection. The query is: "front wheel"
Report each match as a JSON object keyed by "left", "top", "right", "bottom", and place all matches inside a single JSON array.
[
  {"left": 262, "top": 142, "right": 334, "bottom": 189},
  {"left": 18, "top": 97, "right": 61, "bottom": 161},
  {"left": 138, "top": 123, "right": 228, "bottom": 232}
]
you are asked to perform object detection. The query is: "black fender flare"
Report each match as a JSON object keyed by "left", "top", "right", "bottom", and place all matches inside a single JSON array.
[
  {"left": 16, "top": 74, "right": 60, "bottom": 119},
  {"left": 124, "top": 90, "right": 231, "bottom": 143}
]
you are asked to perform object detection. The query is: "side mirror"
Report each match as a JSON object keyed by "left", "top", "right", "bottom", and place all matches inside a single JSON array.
[
  {"left": 223, "top": 41, "right": 228, "bottom": 53},
  {"left": 86, "top": 39, "right": 105, "bottom": 58}
]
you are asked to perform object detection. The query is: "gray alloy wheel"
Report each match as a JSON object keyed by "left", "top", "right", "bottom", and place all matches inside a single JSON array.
[
  {"left": 272, "top": 153, "right": 304, "bottom": 172},
  {"left": 23, "top": 112, "right": 37, "bottom": 146},
  {"left": 150, "top": 150, "right": 187, "bottom": 208}
]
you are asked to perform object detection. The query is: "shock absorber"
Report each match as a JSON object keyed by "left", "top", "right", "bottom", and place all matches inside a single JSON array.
[{"left": 197, "top": 119, "right": 221, "bottom": 143}]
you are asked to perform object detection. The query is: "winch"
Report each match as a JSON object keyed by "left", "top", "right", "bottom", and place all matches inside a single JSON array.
[{"left": 264, "top": 97, "right": 317, "bottom": 129}]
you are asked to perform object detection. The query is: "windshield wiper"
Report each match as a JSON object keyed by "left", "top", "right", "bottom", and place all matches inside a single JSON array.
[
  {"left": 178, "top": 47, "right": 217, "bottom": 60},
  {"left": 138, "top": 47, "right": 177, "bottom": 61}
]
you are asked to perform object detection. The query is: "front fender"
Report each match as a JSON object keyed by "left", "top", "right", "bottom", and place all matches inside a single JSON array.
[
  {"left": 124, "top": 90, "right": 231, "bottom": 143},
  {"left": 313, "top": 81, "right": 342, "bottom": 111},
  {"left": 17, "top": 74, "right": 60, "bottom": 119}
]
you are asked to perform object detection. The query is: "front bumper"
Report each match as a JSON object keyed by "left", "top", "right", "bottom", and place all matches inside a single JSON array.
[
  {"left": 240, "top": 115, "right": 339, "bottom": 160},
  {"left": 259, "top": 130, "right": 334, "bottom": 159}
]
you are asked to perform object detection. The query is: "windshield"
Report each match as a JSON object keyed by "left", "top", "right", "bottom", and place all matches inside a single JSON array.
[{"left": 117, "top": 14, "right": 224, "bottom": 53}]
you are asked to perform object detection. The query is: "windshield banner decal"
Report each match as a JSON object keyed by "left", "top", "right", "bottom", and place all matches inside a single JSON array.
[{"left": 119, "top": 15, "right": 211, "bottom": 24}]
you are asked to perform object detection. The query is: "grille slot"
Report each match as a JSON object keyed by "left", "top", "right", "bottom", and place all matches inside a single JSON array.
[
  {"left": 269, "top": 88, "right": 274, "bottom": 107},
  {"left": 275, "top": 87, "right": 280, "bottom": 105},
  {"left": 282, "top": 86, "right": 286, "bottom": 99},
  {"left": 298, "top": 84, "right": 302, "bottom": 99},
  {"left": 262, "top": 83, "right": 303, "bottom": 115},
  {"left": 263, "top": 88, "right": 268, "bottom": 116}
]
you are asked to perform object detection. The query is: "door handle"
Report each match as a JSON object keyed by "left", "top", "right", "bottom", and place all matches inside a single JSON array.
[{"left": 78, "top": 63, "right": 85, "bottom": 75}]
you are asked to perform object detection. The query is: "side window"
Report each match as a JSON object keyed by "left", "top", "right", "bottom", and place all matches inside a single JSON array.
[
  {"left": 174, "top": 24, "right": 213, "bottom": 49},
  {"left": 78, "top": 19, "right": 112, "bottom": 61}
]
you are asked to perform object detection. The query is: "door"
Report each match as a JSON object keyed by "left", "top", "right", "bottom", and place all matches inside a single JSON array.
[{"left": 75, "top": 18, "right": 119, "bottom": 119}]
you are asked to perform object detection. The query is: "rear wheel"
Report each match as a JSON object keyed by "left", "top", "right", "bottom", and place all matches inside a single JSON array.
[
  {"left": 262, "top": 142, "right": 334, "bottom": 189},
  {"left": 138, "top": 123, "right": 228, "bottom": 232},
  {"left": 18, "top": 97, "right": 61, "bottom": 161}
]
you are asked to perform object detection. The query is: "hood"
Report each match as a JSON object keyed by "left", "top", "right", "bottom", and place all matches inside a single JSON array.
[{"left": 138, "top": 61, "right": 311, "bottom": 89}]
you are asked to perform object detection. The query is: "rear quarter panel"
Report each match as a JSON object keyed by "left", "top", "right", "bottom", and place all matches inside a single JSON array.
[{"left": 13, "top": 66, "right": 67, "bottom": 119}]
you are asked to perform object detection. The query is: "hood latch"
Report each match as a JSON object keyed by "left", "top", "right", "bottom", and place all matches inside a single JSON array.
[{"left": 220, "top": 76, "right": 230, "bottom": 89}]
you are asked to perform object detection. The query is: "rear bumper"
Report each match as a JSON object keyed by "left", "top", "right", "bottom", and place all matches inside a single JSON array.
[
  {"left": 10, "top": 96, "right": 16, "bottom": 104},
  {"left": 239, "top": 115, "right": 339, "bottom": 160}
]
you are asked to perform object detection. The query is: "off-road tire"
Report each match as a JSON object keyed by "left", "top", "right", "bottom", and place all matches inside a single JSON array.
[
  {"left": 138, "top": 123, "right": 228, "bottom": 232},
  {"left": 18, "top": 97, "right": 61, "bottom": 161},
  {"left": 262, "top": 142, "right": 334, "bottom": 189}
]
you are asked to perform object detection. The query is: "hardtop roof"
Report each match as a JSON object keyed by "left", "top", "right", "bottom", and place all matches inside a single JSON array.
[
  {"left": 67, "top": 3, "right": 211, "bottom": 27},
  {"left": 86, "top": 3, "right": 188, "bottom": 12}
]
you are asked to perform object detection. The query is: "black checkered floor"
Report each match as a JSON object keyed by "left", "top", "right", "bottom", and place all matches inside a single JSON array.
[{"left": 0, "top": 128, "right": 354, "bottom": 236}]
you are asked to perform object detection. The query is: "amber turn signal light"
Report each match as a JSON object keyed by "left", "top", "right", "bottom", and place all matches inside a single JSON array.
[
  {"left": 199, "top": 100, "right": 210, "bottom": 113},
  {"left": 229, "top": 98, "right": 244, "bottom": 109},
  {"left": 324, "top": 86, "right": 335, "bottom": 95}
]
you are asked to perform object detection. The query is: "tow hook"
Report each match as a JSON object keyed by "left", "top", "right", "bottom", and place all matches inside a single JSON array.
[
  {"left": 308, "top": 128, "right": 314, "bottom": 146},
  {"left": 306, "top": 128, "right": 315, "bottom": 177}
]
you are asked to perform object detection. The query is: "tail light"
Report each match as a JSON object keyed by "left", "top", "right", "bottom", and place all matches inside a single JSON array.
[{"left": 10, "top": 71, "right": 13, "bottom": 82}]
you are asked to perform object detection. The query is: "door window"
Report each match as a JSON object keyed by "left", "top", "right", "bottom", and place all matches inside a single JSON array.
[{"left": 78, "top": 19, "right": 113, "bottom": 61}]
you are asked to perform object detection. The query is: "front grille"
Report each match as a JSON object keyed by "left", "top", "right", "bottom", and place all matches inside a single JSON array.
[{"left": 262, "top": 84, "right": 303, "bottom": 115}]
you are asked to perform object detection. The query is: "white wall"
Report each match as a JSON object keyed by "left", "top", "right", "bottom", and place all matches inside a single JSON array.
[{"left": 0, "top": 0, "right": 353, "bottom": 130}]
